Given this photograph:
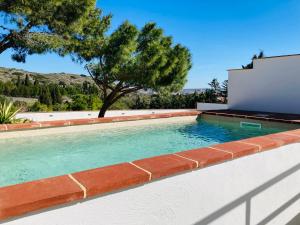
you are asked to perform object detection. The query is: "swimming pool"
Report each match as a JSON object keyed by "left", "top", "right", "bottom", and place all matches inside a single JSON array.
[{"left": 0, "top": 115, "right": 298, "bottom": 187}]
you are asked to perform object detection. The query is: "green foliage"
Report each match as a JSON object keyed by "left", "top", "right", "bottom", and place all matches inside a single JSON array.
[
  {"left": 29, "top": 102, "right": 49, "bottom": 112},
  {"left": 203, "top": 78, "right": 228, "bottom": 103},
  {"left": 203, "top": 89, "right": 217, "bottom": 103},
  {"left": 109, "top": 100, "right": 130, "bottom": 110},
  {"left": 0, "top": 0, "right": 111, "bottom": 62},
  {"left": 85, "top": 21, "right": 192, "bottom": 117},
  {"left": 69, "top": 94, "right": 102, "bottom": 111},
  {"left": 242, "top": 51, "right": 265, "bottom": 69},
  {"left": 70, "top": 94, "right": 89, "bottom": 111},
  {"left": 0, "top": 95, "right": 7, "bottom": 103},
  {"left": 0, "top": 77, "right": 227, "bottom": 112},
  {"left": 88, "top": 95, "right": 102, "bottom": 110},
  {"left": 0, "top": 76, "right": 100, "bottom": 109},
  {"left": 221, "top": 80, "right": 228, "bottom": 103},
  {"left": 208, "top": 78, "right": 220, "bottom": 94},
  {"left": 50, "top": 85, "right": 62, "bottom": 104},
  {"left": 52, "top": 103, "right": 68, "bottom": 111},
  {"left": 0, "top": 101, "right": 20, "bottom": 124},
  {"left": 129, "top": 92, "right": 204, "bottom": 109},
  {"left": 39, "top": 87, "right": 52, "bottom": 105}
]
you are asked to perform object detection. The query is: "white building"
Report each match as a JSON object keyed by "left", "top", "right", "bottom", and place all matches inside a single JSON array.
[{"left": 228, "top": 54, "right": 300, "bottom": 114}]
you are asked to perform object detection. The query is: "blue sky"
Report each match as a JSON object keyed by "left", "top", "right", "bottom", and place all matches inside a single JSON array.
[{"left": 1, "top": 0, "right": 300, "bottom": 88}]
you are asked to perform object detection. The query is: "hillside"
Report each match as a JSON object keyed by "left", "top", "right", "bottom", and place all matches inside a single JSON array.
[{"left": 0, "top": 67, "right": 93, "bottom": 85}]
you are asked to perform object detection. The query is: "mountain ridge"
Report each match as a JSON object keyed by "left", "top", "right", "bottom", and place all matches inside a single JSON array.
[{"left": 0, "top": 67, "right": 92, "bottom": 85}]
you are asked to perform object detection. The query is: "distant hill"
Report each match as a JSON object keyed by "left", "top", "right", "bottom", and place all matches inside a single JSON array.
[
  {"left": 0, "top": 67, "right": 206, "bottom": 93},
  {"left": 0, "top": 67, "right": 93, "bottom": 85}
]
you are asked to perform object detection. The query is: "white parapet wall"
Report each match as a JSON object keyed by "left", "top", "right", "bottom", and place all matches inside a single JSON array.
[
  {"left": 6, "top": 143, "right": 300, "bottom": 225},
  {"left": 228, "top": 54, "right": 300, "bottom": 114},
  {"left": 197, "top": 102, "right": 228, "bottom": 111},
  {"left": 16, "top": 109, "right": 192, "bottom": 122}
]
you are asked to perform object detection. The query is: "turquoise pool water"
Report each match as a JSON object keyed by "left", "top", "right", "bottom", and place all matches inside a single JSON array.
[{"left": 0, "top": 117, "right": 296, "bottom": 187}]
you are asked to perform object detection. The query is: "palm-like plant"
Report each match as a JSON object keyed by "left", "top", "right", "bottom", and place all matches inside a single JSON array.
[{"left": 0, "top": 101, "right": 20, "bottom": 124}]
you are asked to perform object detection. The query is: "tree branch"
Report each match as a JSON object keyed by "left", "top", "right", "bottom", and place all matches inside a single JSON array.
[
  {"left": 110, "top": 86, "right": 142, "bottom": 104},
  {"left": 0, "top": 22, "right": 34, "bottom": 54},
  {"left": 0, "top": 25, "right": 12, "bottom": 31},
  {"left": 0, "top": 38, "right": 12, "bottom": 54}
]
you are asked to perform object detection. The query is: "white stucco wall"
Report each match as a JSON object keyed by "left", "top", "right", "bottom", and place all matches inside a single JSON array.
[
  {"left": 228, "top": 55, "right": 300, "bottom": 114},
  {"left": 6, "top": 143, "right": 300, "bottom": 225},
  {"left": 16, "top": 109, "right": 191, "bottom": 121},
  {"left": 197, "top": 103, "right": 228, "bottom": 111}
]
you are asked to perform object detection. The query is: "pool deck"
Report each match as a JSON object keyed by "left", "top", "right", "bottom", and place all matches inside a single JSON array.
[
  {"left": 1, "top": 110, "right": 300, "bottom": 222},
  {"left": 202, "top": 110, "right": 300, "bottom": 124}
]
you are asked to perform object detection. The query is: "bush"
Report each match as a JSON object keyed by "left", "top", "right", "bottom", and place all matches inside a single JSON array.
[
  {"left": 52, "top": 103, "right": 68, "bottom": 111},
  {"left": 70, "top": 94, "right": 89, "bottom": 110},
  {"left": 109, "top": 100, "right": 130, "bottom": 110},
  {"left": 29, "top": 102, "right": 50, "bottom": 112},
  {"left": 88, "top": 95, "right": 102, "bottom": 110}
]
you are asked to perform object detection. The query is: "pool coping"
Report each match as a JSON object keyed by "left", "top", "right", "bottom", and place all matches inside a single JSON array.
[
  {"left": 1, "top": 111, "right": 300, "bottom": 221},
  {"left": 0, "top": 111, "right": 200, "bottom": 132}
]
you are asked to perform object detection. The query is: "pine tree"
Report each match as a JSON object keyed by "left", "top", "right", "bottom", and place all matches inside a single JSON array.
[
  {"left": 0, "top": 0, "right": 110, "bottom": 62},
  {"left": 39, "top": 87, "right": 52, "bottom": 105},
  {"left": 16, "top": 75, "right": 21, "bottom": 87},
  {"left": 51, "top": 86, "right": 62, "bottom": 104},
  {"left": 85, "top": 22, "right": 192, "bottom": 117},
  {"left": 24, "top": 74, "right": 30, "bottom": 86}
]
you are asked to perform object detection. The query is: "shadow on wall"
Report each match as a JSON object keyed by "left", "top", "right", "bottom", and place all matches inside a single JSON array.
[
  {"left": 287, "top": 213, "right": 300, "bottom": 225},
  {"left": 193, "top": 163, "right": 300, "bottom": 225}
]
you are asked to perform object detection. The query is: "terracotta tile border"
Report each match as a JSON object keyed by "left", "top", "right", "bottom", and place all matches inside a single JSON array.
[
  {"left": 1, "top": 113, "right": 300, "bottom": 221},
  {"left": 0, "top": 111, "right": 200, "bottom": 132}
]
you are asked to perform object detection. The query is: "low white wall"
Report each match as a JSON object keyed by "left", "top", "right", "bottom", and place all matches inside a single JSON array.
[
  {"left": 16, "top": 109, "right": 191, "bottom": 122},
  {"left": 197, "top": 103, "right": 228, "bottom": 111},
  {"left": 228, "top": 55, "right": 300, "bottom": 114},
  {"left": 6, "top": 144, "right": 300, "bottom": 225}
]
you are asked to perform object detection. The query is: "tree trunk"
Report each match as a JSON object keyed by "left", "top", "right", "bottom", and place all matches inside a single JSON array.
[
  {"left": 97, "top": 88, "right": 139, "bottom": 117},
  {"left": 98, "top": 102, "right": 110, "bottom": 118}
]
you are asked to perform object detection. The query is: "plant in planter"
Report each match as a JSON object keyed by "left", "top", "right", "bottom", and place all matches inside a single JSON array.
[{"left": 0, "top": 101, "right": 21, "bottom": 124}]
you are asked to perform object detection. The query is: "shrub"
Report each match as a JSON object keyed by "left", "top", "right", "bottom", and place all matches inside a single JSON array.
[
  {"left": 109, "top": 100, "right": 130, "bottom": 110},
  {"left": 70, "top": 94, "right": 89, "bottom": 110},
  {"left": 29, "top": 102, "right": 50, "bottom": 112},
  {"left": 13, "top": 101, "right": 29, "bottom": 112},
  {"left": 88, "top": 95, "right": 102, "bottom": 110},
  {"left": 52, "top": 103, "right": 68, "bottom": 111}
]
